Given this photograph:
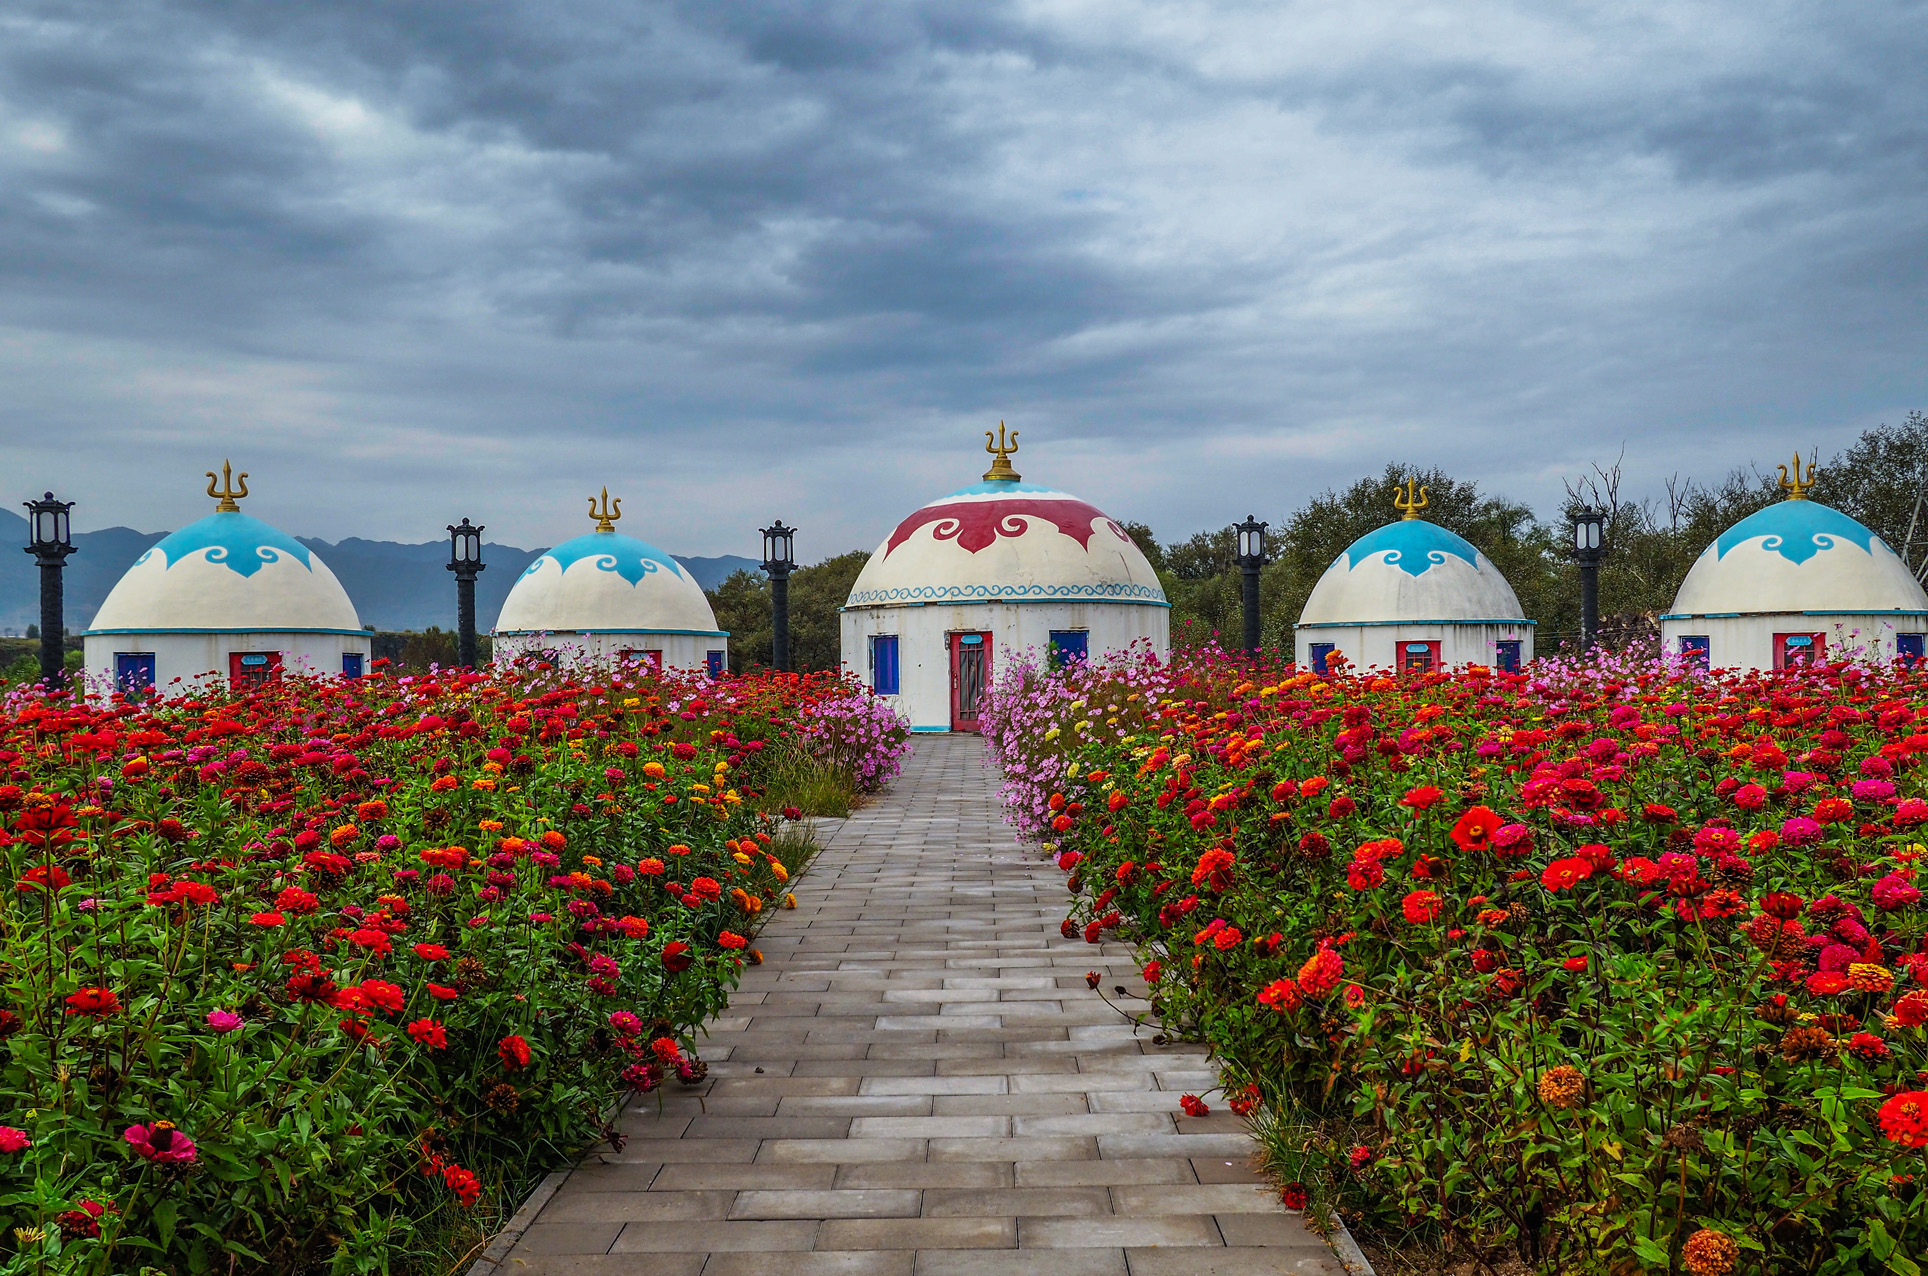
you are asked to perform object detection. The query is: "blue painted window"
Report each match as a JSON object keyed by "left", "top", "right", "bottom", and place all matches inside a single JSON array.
[
  {"left": 1495, "top": 640, "right": 1521, "bottom": 673},
  {"left": 341, "top": 652, "right": 364, "bottom": 678},
  {"left": 870, "top": 635, "right": 899, "bottom": 695},
  {"left": 1899, "top": 634, "right": 1925, "bottom": 666},
  {"left": 706, "top": 649, "right": 726, "bottom": 677},
  {"left": 1308, "top": 643, "right": 1335, "bottom": 675},
  {"left": 1048, "top": 630, "right": 1089, "bottom": 668},
  {"left": 114, "top": 652, "right": 156, "bottom": 694},
  {"left": 1679, "top": 635, "right": 1710, "bottom": 670}
]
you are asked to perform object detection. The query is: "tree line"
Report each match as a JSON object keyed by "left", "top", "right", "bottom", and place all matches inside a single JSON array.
[{"left": 709, "top": 412, "right": 1928, "bottom": 671}]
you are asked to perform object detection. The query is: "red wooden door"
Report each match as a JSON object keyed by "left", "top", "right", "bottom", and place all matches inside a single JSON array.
[
  {"left": 228, "top": 651, "right": 282, "bottom": 689},
  {"left": 1773, "top": 633, "right": 1826, "bottom": 669},
  {"left": 949, "top": 632, "right": 992, "bottom": 732}
]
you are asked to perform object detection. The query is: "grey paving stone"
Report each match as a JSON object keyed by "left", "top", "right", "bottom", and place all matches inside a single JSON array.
[
  {"left": 496, "top": 737, "right": 1342, "bottom": 1276},
  {"left": 819, "top": 1217, "right": 1017, "bottom": 1251},
  {"left": 730, "top": 1189, "right": 924, "bottom": 1219}
]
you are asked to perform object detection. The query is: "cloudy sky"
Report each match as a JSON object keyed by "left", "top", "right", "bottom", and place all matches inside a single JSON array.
[{"left": 3, "top": 0, "right": 1925, "bottom": 558}]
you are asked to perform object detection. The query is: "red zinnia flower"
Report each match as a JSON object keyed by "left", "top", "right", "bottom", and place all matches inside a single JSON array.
[
  {"left": 1401, "top": 890, "right": 1442, "bottom": 924},
  {"left": 412, "top": 943, "right": 450, "bottom": 961},
  {"left": 1400, "top": 786, "right": 1445, "bottom": 812},
  {"left": 1298, "top": 947, "right": 1343, "bottom": 997},
  {"left": 1878, "top": 1091, "right": 1928, "bottom": 1147},
  {"left": 1540, "top": 858, "right": 1593, "bottom": 892},
  {"left": 1449, "top": 806, "right": 1503, "bottom": 852},
  {"left": 498, "top": 1034, "right": 532, "bottom": 1070},
  {"left": 64, "top": 987, "right": 121, "bottom": 1019},
  {"left": 1280, "top": 1181, "right": 1308, "bottom": 1210},
  {"left": 662, "top": 941, "right": 694, "bottom": 973},
  {"left": 1179, "top": 1094, "right": 1209, "bottom": 1117},
  {"left": 406, "top": 1018, "right": 448, "bottom": 1050}
]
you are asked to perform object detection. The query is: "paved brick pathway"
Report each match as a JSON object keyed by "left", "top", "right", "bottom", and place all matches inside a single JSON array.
[{"left": 495, "top": 734, "right": 1346, "bottom": 1276}]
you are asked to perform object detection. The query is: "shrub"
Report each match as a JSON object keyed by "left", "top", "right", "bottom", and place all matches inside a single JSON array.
[{"left": 986, "top": 646, "right": 1928, "bottom": 1275}]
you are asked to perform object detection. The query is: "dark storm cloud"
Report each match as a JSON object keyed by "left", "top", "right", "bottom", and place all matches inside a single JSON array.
[{"left": 1, "top": 0, "right": 1925, "bottom": 558}]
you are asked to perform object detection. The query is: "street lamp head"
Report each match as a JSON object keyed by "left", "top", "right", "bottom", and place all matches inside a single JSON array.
[
  {"left": 1235, "top": 515, "right": 1268, "bottom": 566},
  {"left": 1570, "top": 506, "right": 1606, "bottom": 563},
  {"left": 761, "top": 520, "right": 796, "bottom": 572},
  {"left": 23, "top": 492, "right": 74, "bottom": 557},
  {"left": 446, "top": 518, "right": 486, "bottom": 573}
]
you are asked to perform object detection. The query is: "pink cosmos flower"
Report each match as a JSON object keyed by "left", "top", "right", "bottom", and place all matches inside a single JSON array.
[{"left": 206, "top": 1010, "right": 243, "bottom": 1034}]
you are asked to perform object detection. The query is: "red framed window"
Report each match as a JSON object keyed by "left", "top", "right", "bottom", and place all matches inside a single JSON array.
[
  {"left": 1773, "top": 632, "right": 1825, "bottom": 669},
  {"left": 619, "top": 649, "right": 664, "bottom": 671},
  {"left": 1398, "top": 641, "right": 1441, "bottom": 674}
]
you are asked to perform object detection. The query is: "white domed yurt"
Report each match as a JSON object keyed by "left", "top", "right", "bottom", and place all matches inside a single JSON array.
[
  {"left": 493, "top": 491, "right": 728, "bottom": 674},
  {"left": 82, "top": 463, "right": 372, "bottom": 694},
  {"left": 840, "top": 427, "right": 1169, "bottom": 732},
  {"left": 1294, "top": 483, "right": 1533, "bottom": 675},
  {"left": 1661, "top": 456, "right": 1928, "bottom": 671}
]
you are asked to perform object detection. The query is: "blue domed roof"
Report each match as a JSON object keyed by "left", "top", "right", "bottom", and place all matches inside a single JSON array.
[
  {"left": 1671, "top": 498, "right": 1928, "bottom": 617},
  {"left": 532, "top": 530, "right": 687, "bottom": 586},
  {"left": 87, "top": 511, "right": 361, "bottom": 633},
  {"left": 143, "top": 512, "right": 314, "bottom": 578},
  {"left": 1711, "top": 500, "right": 1880, "bottom": 565},
  {"left": 1299, "top": 518, "right": 1526, "bottom": 626}
]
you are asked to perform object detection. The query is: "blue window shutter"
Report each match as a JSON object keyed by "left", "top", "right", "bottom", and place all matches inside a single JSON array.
[
  {"left": 1680, "top": 636, "right": 1710, "bottom": 670},
  {"left": 341, "top": 652, "right": 364, "bottom": 678},
  {"left": 1048, "top": 631, "right": 1089, "bottom": 668},
  {"left": 706, "top": 650, "right": 725, "bottom": 677},
  {"left": 1899, "top": 634, "right": 1925, "bottom": 665},
  {"left": 1495, "top": 641, "right": 1521, "bottom": 672},
  {"left": 115, "top": 652, "right": 156, "bottom": 692},
  {"left": 872, "top": 636, "right": 899, "bottom": 695},
  {"left": 1308, "top": 643, "right": 1335, "bottom": 675}
]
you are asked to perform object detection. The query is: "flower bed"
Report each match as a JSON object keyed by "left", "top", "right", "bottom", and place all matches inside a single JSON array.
[
  {"left": 0, "top": 665, "right": 906, "bottom": 1273},
  {"left": 983, "top": 648, "right": 1927, "bottom": 1275}
]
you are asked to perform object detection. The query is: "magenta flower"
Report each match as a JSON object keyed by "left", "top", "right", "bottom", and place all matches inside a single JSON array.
[
  {"left": 1851, "top": 778, "right": 1897, "bottom": 802},
  {"left": 1778, "top": 816, "right": 1822, "bottom": 847},
  {"left": 124, "top": 1122, "right": 197, "bottom": 1164},
  {"left": 0, "top": 1126, "right": 29, "bottom": 1154},
  {"left": 206, "top": 1009, "right": 243, "bottom": 1034},
  {"left": 1872, "top": 872, "right": 1922, "bottom": 910}
]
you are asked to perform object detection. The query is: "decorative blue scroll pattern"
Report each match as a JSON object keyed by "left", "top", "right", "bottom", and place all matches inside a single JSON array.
[
  {"left": 845, "top": 581, "right": 1169, "bottom": 607},
  {"left": 1713, "top": 502, "right": 1882, "bottom": 566},
  {"left": 141, "top": 513, "right": 315, "bottom": 580},
  {"left": 1341, "top": 521, "right": 1482, "bottom": 579},
  {"left": 526, "top": 532, "right": 687, "bottom": 587}
]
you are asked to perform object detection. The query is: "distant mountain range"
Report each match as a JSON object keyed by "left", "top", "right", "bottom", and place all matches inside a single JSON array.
[{"left": 0, "top": 509, "right": 760, "bottom": 633}]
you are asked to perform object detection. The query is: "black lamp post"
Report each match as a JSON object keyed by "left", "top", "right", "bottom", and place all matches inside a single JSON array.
[
  {"left": 23, "top": 493, "right": 76, "bottom": 691},
  {"left": 446, "top": 518, "right": 486, "bottom": 669},
  {"left": 1234, "top": 515, "right": 1268, "bottom": 655},
  {"left": 761, "top": 520, "right": 797, "bottom": 672},
  {"left": 1571, "top": 506, "right": 1606, "bottom": 652}
]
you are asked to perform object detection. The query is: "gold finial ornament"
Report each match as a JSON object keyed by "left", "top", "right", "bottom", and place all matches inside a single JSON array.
[
  {"left": 588, "top": 487, "right": 623, "bottom": 532},
  {"left": 1393, "top": 478, "right": 1429, "bottom": 521},
  {"left": 206, "top": 460, "right": 249, "bottom": 512},
  {"left": 1778, "top": 452, "right": 1817, "bottom": 501},
  {"left": 982, "top": 422, "right": 1022, "bottom": 482}
]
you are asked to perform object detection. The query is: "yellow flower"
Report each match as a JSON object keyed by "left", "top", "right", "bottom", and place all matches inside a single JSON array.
[
  {"left": 733, "top": 852, "right": 753, "bottom": 865},
  {"left": 471, "top": 777, "right": 497, "bottom": 791},
  {"left": 783, "top": 893, "right": 797, "bottom": 909},
  {"left": 482, "top": 760, "right": 504, "bottom": 774},
  {"left": 770, "top": 861, "right": 789, "bottom": 882},
  {"left": 691, "top": 783, "right": 711, "bottom": 795},
  {"left": 643, "top": 761, "right": 666, "bottom": 779}
]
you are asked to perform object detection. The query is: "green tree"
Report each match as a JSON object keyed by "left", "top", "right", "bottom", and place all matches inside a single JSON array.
[
  {"left": 706, "top": 552, "right": 871, "bottom": 673},
  {"left": 1814, "top": 410, "right": 1928, "bottom": 572}
]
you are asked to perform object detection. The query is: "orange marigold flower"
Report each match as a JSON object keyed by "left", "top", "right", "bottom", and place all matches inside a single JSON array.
[
  {"left": 1681, "top": 1228, "right": 1739, "bottom": 1276},
  {"left": 541, "top": 830, "right": 567, "bottom": 850},
  {"left": 329, "top": 824, "right": 360, "bottom": 848}
]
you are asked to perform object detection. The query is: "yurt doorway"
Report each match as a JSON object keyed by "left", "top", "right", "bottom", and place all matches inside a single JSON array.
[{"left": 949, "top": 632, "right": 992, "bottom": 732}]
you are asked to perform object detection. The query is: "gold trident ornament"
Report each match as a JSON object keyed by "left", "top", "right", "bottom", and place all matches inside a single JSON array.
[
  {"left": 1777, "top": 452, "right": 1817, "bottom": 501},
  {"left": 206, "top": 460, "right": 249, "bottom": 512},
  {"left": 983, "top": 422, "right": 1022, "bottom": 482},
  {"left": 1393, "top": 478, "right": 1429, "bottom": 521},
  {"left": 588, "top": 487, "right": 622, "bottom": 532}
]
